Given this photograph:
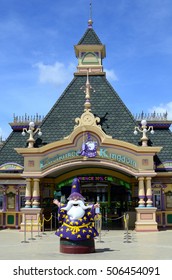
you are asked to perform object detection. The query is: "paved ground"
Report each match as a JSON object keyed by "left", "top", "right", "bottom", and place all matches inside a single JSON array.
[{"left": 0, "top": 228, "right": 172, "bottom": 260}]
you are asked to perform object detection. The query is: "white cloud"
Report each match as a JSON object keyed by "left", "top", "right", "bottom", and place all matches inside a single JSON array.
[
  {"left": 35, "top": 63, "right": 119, "bottom": 85},
  {"left": 35, "top": 61, "right": 75, "bottom": 86},
  {"left": 104, "top": 68, "right": 118, "bottom": 82},
  {"left": 148, "top": 101, "right": 172, "bottom": 120}
]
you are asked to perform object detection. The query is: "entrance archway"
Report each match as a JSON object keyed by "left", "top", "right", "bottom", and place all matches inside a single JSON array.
[{"left": 41, "top": 167, "right": 134, "bottom": 230}]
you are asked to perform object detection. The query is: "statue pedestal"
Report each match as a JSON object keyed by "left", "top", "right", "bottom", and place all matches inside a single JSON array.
[
  {"left": 135, "top": 207, "right": 158, "bottom": 231},
  {"left": 20, "top": 208, "right": 43, "bottom": 231},
  {"left": 60, "top": 238, "right": 95, "bottom": 254}
]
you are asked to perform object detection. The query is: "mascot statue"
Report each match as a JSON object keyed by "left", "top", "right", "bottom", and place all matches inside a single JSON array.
[{"left": 53, "top": 178, "right": 99, "bottom": 254}]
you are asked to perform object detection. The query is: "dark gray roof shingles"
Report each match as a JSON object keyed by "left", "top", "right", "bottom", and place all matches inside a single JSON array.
[
  {"left": 1, "top": 26, "right": 172, "bottom": 168},
  {"left": 1, "top": 74, "right": 172, "bottom": 167},
  {"left": 77, "top": 28, "right": 102, "bottom": 45}
]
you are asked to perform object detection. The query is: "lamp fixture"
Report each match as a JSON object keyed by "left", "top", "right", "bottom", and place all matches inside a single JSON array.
[
  {"left": 134, "top": 119, "right": 154, "bottom": 146},
  {"left": 22, "top": 121, "right": 42, "bottom": 148}
]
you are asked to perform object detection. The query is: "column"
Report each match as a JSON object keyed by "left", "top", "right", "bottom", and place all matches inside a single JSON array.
[
  {"left": 15, "top": 186, "right": 19, "bottom": 229},
  {"left": 25, "top": 178, "right": 32, "bottom": 208},
  {"left": 161, "top": 188, "right": 165, "bottom": 211},
  {"left": 15, "top": 186, "right": 19, "bottom": 211},
  {"left": 146, "top": 177, "right": 153, "bottom": 207},
  {"left": 138, "top": 177, "right": 145, "bottom": 207},
  {"left": 2, "top": 186, "right": 7, "bottom": 211},
  {"left": 32, "top": 178, "right": 40, "bottom": 208},
  {"left": 161, "top": 188, "right": 166, "bottom": 227},
  {"left": 2, "top": 186, "right": 7, "bottom": 228}
]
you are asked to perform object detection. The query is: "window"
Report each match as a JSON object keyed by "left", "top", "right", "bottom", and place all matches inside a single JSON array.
[
  {"left": 19, "top": 191, "right": 25, "bottom": 209},
  {"left": 166, "top": 191, "right": 172, "bottom": 208},
  {"left": 82, "top": 52, "right": 99, "bottom": 65},
  {"left": 7, "top": 192, "right": 15, "bottom": 210},
  {"left": 153, "top": 190, "right": 161, "bottom": 210}
]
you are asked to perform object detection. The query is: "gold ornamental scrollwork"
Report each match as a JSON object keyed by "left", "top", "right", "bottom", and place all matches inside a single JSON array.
[
  {"left": 75, "top": 110, "right": 100, "bottom": 128},
  {"left": 82, "top": 112, "right": 94, "bottom": 125}
]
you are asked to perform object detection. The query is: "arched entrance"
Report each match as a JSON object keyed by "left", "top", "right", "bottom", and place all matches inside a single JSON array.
[{"left": 40, "top": 167, "right": 134, "bottom": 230}]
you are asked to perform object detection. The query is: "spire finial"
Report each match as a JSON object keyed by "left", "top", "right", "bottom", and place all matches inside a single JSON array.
[
  {"left": 84, "top": 69, "right": 91, "bottom": 110},
  {"left": 89, "top": 0, "right": 92, "bottom": 20},
  {"left": 88, "top": 0, "right": 93, "bottom": 28},
  {"left": 80, "top": 69, "right": 95, "bottom": 111}
]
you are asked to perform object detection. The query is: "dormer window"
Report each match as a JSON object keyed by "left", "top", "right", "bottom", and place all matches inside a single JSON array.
[{"left": 82, "top": 52, "right": 99, "bottom": 65}]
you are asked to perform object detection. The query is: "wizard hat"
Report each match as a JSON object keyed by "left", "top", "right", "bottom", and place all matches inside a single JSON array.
[{"left": 68, "top": 178, "right": 85, "bottom": 200}]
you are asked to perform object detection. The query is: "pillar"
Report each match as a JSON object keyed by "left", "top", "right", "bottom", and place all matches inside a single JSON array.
[
  {"left": 161, "top": 188, "right": 165, "bottom": 211},
  {"left": 15, "top": 186, "right": 19, "bottom": 211},
  {"left": 2, "top": 186, "right": 7, "bottom": 211},
  {"left": 32, "top": 178, "right": 40, "bottom": 208},
  {"left": 146, "top": 177, "right": 153, "bottom": 207},
  {"left": 2, "top": 186, "right": 7, "bottom": 228},
  {"left": 138, "top": 177, "right": 145, "bottom": 207},
  {"left": 25, "top": 178, "right": 32, "bottom": 208}
]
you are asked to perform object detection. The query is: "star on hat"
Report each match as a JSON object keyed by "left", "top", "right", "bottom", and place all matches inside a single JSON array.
[{"left": 68, "top": 178, "right": 85, "bottom": 200}]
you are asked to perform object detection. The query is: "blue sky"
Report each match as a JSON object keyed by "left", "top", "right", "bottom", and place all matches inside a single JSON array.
[{"left": 1, "top": 0, "right": 172, "bottom": 139}]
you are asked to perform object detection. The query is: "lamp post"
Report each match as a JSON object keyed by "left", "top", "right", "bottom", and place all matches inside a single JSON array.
[
  {"left": 134, "top": 119, "right": 154, "bottom": 146},
  {"left": 22, "top": 121, "right": 42, "bottom": 148}
]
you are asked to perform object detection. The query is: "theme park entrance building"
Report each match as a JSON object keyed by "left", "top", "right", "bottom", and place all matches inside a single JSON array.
[{"left": 1, "top": 18, "right": 172, "bottom": 232}]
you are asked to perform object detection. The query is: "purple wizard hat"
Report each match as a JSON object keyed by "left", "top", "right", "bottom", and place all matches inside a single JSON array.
[{"left": 68, "top": 178, "right": 85, "bottom": 200}]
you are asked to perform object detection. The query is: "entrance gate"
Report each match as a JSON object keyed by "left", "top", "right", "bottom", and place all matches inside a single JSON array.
[{"left": 41, "top": 175, "right": 133, "bottom": 230}]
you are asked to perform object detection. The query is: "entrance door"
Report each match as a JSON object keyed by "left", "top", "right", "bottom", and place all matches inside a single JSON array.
[
  {"left": 80, "top": 182, "right": 130, "bottom": 229},
  {"left": 41, "top": 177, "right": 131, "bottom": 230}
]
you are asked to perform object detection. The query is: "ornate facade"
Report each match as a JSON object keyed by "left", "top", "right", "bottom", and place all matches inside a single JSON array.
[{"left": 1, "top": 19, "right": 172, "bottom": 231}]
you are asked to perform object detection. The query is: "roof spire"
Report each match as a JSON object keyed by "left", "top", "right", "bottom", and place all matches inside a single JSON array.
[
  {"left": 80, "top": 69, "right": 95, "bottom": 111},
  {"left": 88, "top": 0, "right": 93, "bottom": 28},
  {"left": 84, "top": 70, "right": 91, "bottom": 111}
]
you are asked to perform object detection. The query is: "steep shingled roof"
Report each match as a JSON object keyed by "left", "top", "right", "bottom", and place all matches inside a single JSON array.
[
  {"left": 77, "top": 28, "right": 102, "bottom": 45},
  {"left": 38, "top": 74, "right": 139, "bottom": 145},
  {"left": 1, "top": 26, "right": 172, "bottom": 169},
  {"left": 1, "top": 73, "right": 172, "bottom": 167},
  {"left": 0, "top": 74, "right": 139, "bottom": 166},
  {"left": 0, "top": 131, "right": 25, "bottom": 166}
]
